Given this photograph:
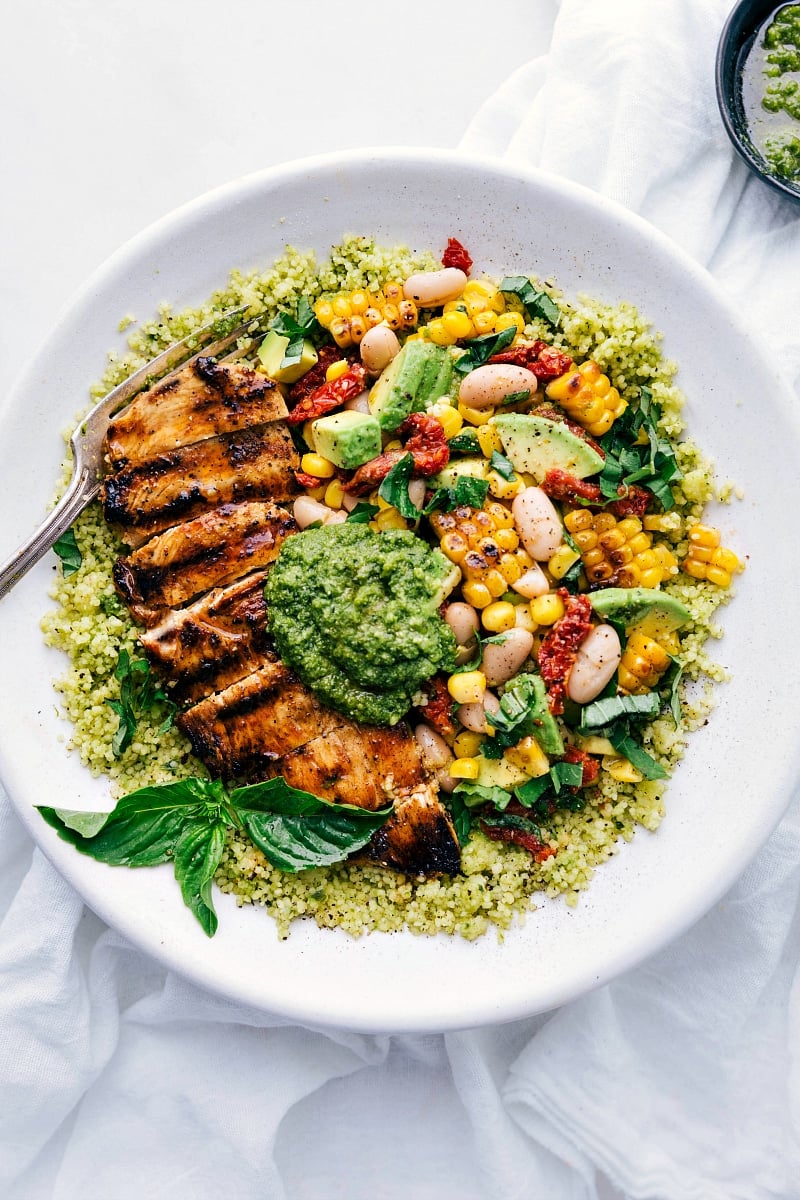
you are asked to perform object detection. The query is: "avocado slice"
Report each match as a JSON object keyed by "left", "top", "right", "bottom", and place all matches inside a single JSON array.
[
  {"left": 490, "top": 413, "right": 604, "bottom": 481},
  {"left": 311, "top": 410, "right": 382, "bottom": 469},
  {"left": 431, "top": 457, "right": 488, "bottom": 489},
  {"left": 476, "top": 754, "right": 529, "bottom": 792},
  {"left": 369, "top": 341, "right": 452, "bottom": 432},
  {"left": 258, "top": 331, "right": 318, "bottom": 383},
  {"left": 589, "top": 587, "right": 690, "bottom": 640}
]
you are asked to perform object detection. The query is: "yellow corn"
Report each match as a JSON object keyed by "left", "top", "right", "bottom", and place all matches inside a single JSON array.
[
  {"left": 324, "top": 479, "right": 345, "bottom": 509},
  {"left": 453, "top": 731, "right": 483, "bottom": 758},
  {"left": 505, "top": 736, "right": 550, "bottom": 777},
  {"left": 449, "top": 758, "right": 480, "bottom": 780},
  {"left": 443, "top": 310, "right": 474, "bottom": 340},
  {"left": 481, "top": 601, "right": 517, "bottom": 633},
  {"left": 458, "top": 402, "right": 495, "bottom": 426},
  {"left": 602, "top": 756, "right": 644, "bottom": 784},
  {"left": 683, "top": 524, "right": 744, "bottom": 589},
  {"left": 563, "top": 509, "right": 678, "bottom": 589},
  {"left": 315, "top": 285, "right": 419, "bottom": 344},
  {"left": 429, "top": 402, "right": 463, "bottom": 440},
  {"left": 514, "top": 605, "right": 538, "bottom": 633},
  {"left": 529, "top": 593, "right": 565, "bottom": 626},
  {"left": 548, "top": 544, "right": 581, "bottom": 580},
  {"left": 487, "top": 470, "right": 525, "bottom": 498},
  {"left": 374, "top": 508, "right": 408, "bottom": 532},
  {"left": 325, "top": 359, "right": 350, "bottom": 383},
  {"left": 494, "top": 311, "right": 525, "bottom": 337},
  {"left": 462, "top": 580, "right": 493, "bottom": 609},
  {"left": 447, "top": 671, "right": 486, "bottom": 704},
  {"left": 476, "top": 424, "right": 504, "bottom": 458},
  {"left": 545, "top": 360, "right": 627, "bottom": 437},
  {"left": 472, "top": 311, "right": 498, "bottom": 335},
  {"left": 301, "top": 452, "right": 335, "bottom": 479},
  {"left": 618, "top": 630, "right": 672, "bottom": 694}
]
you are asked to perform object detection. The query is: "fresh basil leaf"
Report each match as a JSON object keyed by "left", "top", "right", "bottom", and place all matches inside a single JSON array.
[
  {"left": 446, "top": 430, "right": 481, "bottom": 455},
  {"left": 378, "top": 453, "right": 421, "bottom": 519},
  {"left": 498, "top": 276, "right": 560, "bottom": 328},
  {"left": 345, "top": 502, "right": 380, "bottom": 524},
  {"left": 422, "top": 475, "right": 490, "bottom": 516},
  {"left": 485, "top": 673, "right": 563, "bottom": 757},
  {"left": 489, "top": 451, "right": 516, "bottom": 481},
  {"left": 230, "top": 777, "right": 392, "bottom": 872},
  {"left": 499, "top": 389, "right": 531, "bottom": 406},
  {"left": 549, "top": 760, "right": 584, "bottom": 793},
  {"left": 480, "top": 812, "right": 544, "bottom": 838},
  {"left": 53, "top": 528, "right": 82, "bottom": 577},
  {"left": 579, "top": 691, "right": 661, "bottom": 731},
  {"left": 173, "top": 820, "right": 227, "bottom": 937},
  {"left": 447, "top": 790, "right": 472, "bottom": 846},
  {"left": 453, "top": 325, "right": 516, "bottom": 375},
  {"left": 607, "top": 728, "right": 669, "bottom": 780},
  {"left": 452, "top": 782, "right": 513, "bottom": 810},
  {"left": 107, "top": 650, "right": 177, "bottom": 757},
  {"left": 663, "top": 659, "right": 684, "bottom": 728},
  {"left": 514, "top": 776, "right": 552, "bottom": 808}
]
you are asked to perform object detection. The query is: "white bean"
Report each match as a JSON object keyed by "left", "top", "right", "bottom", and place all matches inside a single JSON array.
[
  {"left": 511, "top": 564, "right": 550, "bottom": 600},
  {"left": 403, "top": 267, "right": 467, "bottom": 307},
  {"left": 566, "top": 624, "right": 622, "bottom": 705},
  {"left": 512, "top": 487, "right": 563, "bottom": 561},
  {"left": 482, "top": 628, "right": 534, "bottom": 687},
  {"left": 359, "top": 325, "right": 401, "bottom": 375},
  {"left": 408, "top": 478, "right": 427, "bottom": 510},
  {"left": 458, "top": 364, "right": 538, "bottom": 411},
  {"left": 323, "top": 509, "right": 348, "bottom": 526},
  {"left": 445, "top": 602, "right": 480, "bottom": 646},
  {"left": 344, "top": 389, "right": 372, "bottom": 414},
  {"left": 341, "top": 490, "right": 361, "bottom": 512},
  {"left": 437, "top": 767, "right": 458, "bottom": 794},
  {"left": 293, "top": 497, "right": 330, "bottom": 528},
  {"left": 414, "top": 724, "right": 453, "bottom": 771},
  {"left": 457, "top": 691, "right": 500, "bottom": 734}
]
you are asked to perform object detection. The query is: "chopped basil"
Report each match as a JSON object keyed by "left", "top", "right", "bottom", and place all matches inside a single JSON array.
[
  {"left": 379, "top": 455, "right": 489, "bottom": 520},
  {"left": 270, "top": 296, "right": 325, "bottom": 366},
  {"left": 489, "top": 450, "right": 517, "bottom": 481},
  {"left": 607, "top": 727, "right": 668, "bottom": 780},
  {"left": 663, "top": 659, "right": 684, "bottom": 728},
  {"left": 598, "top": 385, "right": 682, "bottom": 510},
  {"left": 107, "top": 650, "right": 177, "bottom": 757},
  {"left": 452, "top": 782, "right": 513, "bottom": 810},
  {"left": 423, "top": 475, "right": 490, "bottom": 514},
  {"left": 480, "top": 812, "right": 545, "bottom": 838},
  {"left": 447, "top": 790, "right": 472, "bottom": 846},
  {"left": 38, "top": 774, "right": 392, "bottom": 936},
  {"left": 578, "top": 691, "right": 661, "bottom": 731},
  {"left": 53, "top": 529, "right": 82, "bottom": 577},
  {"left": 549, "top": 760, "right": 585, "bottom": 792},
  {"left": 499, "top": 389, "right": 531, "bottom": 406},
  {"left": 453, "top": 326, "right": 516, "bottom": 375},
  {"left": 377, "top": 454, "right": 420, "bottom": 519},
  {"left": 447, "top": 429, "right": 481, "bottom": 455},
  {"left": 498, "top": 276, "right": 560, "bottom": 328},
  {"left": 345, "top": 502, "right": 379, "bottom": 524}
]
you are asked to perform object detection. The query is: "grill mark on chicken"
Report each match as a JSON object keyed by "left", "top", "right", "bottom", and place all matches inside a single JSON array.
[
  {"left": 113, "top": 501, "right": 297, "bottom": 621},
  {"left": 106, "top": 358, "right": 288, "bottom": 468},
  {"left": 102, "top": 422, "right": 299, "bottom": 546},
  {"left": 365, "top": 782, "right": 461, "bottom": 875},
  {"left": 139, "top": 571, "right": 274, "bottom": 702}
]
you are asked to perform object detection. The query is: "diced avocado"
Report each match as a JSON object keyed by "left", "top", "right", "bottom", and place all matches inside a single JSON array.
[
  {"left": 311, "top": 411, "right": 382, "bottom": 470},
  {"left": 258, "top": 331, "right": 318, "bottom": 384},
  {"left": 431, "top": 457, "right": 488, "bottom": 489},
  {"left": 589, "top": 587, "right": 690, "bottom": 640},
  {"left": 369, "top": 341, "right": 452, "bottom": 432},
  {"left": 419, "top": 350, "right": 454, "bottom": 406},
  {"left": 490, "top": 413, "right": 604, "bottom": 482},
  {"left": 476, "top": 754, "right": 529, "bottom": 791},
  {"left": 527, "top": 673, "right": 564, "bottom": 755}
]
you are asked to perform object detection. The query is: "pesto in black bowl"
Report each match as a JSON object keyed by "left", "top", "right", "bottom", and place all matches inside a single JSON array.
[{"left": 716, "top": 0, "right": 800, "bottom": 200}]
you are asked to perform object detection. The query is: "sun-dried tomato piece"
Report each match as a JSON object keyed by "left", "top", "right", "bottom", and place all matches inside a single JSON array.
[
  {"left": 541, "top": 468, "right": 650, "bottom": 519},
  {"left": 295, "top": 470, "right": 323, "bottom": 489},
  {"left": 562, "top": 744, "right": 600, "bottom": 787},
  {"left": 284, "top": 345, "right": 344, "bottom": 406},
  {"left": 490, "top": 339, "right": 574, "bottom": 381},
  {"left": 537, "top": 590, "right": 594, "bottom": 714},
  {"left": 345, "top": 450, "right": 405, "bottom": 496},
  {"left": 402, "top": 411, "right": 450, "bottom": 477},
  {"left": 479, "top": 820, "right": 556, "bottom": 862},
  {"left": 442, "top": 238, "right": 472, "bottom": 274},
  {"left": 418, "top": 675, "right": 456, "bottom": 737},
  {"left": 285, "top": 362, "right": 367, "bottom": 425}
]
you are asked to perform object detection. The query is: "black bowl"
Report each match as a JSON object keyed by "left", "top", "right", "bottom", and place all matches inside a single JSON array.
[{"left": 716, "top": 0, "right": 800, "bottom": 201}]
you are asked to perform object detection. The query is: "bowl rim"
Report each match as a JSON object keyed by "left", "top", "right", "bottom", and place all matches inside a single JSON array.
[{"left": 715, "top": 0, "right": 800, "bottom": 202}]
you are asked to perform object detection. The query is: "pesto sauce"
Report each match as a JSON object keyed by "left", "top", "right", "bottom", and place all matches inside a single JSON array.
[
  {"left": 265, "top": 523, "right": 457, "bottom": 726},
  {"left": 740, "top": 4, "right": 800, "bottom": 183}
]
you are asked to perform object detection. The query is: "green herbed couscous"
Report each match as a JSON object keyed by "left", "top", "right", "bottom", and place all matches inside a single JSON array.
[{"left": 40, "top": 236, "right": 741, "bottom": 941}]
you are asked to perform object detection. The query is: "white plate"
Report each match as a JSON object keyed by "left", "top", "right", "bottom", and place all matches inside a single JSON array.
[{"left": 1, "top": 149, "right": 798, "bottom": 1033}]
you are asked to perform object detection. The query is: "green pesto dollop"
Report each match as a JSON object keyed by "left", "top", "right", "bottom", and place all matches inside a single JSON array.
[{"left": 265, "top": 523, "right": 458, "bottom": 726}]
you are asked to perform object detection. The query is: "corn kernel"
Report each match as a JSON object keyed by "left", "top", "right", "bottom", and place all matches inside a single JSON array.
[
  {"left": 429, "top": 403, "right": 463, "bottom": 440},
  {"left": 486, "top": 500, "right": 515, "bottom": 529},
  {"left": 495, "top": 311, "right": 525, "bottom": 335},
  {"left": 514, "top": 605, "right": 538, "bottom": 633},
  {"left": 314, "top": 299, "right": 335, "bottom": 326},
  {"left": 374, "top": 508, "right": 408, "bottom": 531},
  {"left": 548, "top": 544, "right": 581, "bottom": 580},
  {"left": 349, "top": 315, "right": 368, "bottom": 344},
  {"left": 301, "top": 452, "right": 335, "bottom": 479},
  {"left": 706, "top": 565, "right": 733, "bottom": 588},
  {"left": 481, "top": 601, "right": 517, "bottom": 633},
  {"left": 529, "top": 593, "right": 565, "bottom": 625},
  {"left": 472, "top": 311, "right": 497, "bottom": 335},
  {"left": 689, "top": 523, "right": 721, "bottom": 549},
  {"left": 324, "top": 479, "right": 345, "bottom": 509},
  {"left": 462, "top": 580, "right": 493, "bottom": 609},
  {"left": 453, "top": 731, "right": 483, "bottom": 758},
  {"left": 325, "top": 359, "right": 350, "bottom": 383},
  {"left": 443, "top": 310, "right": 474, "bottom": 340},
  {"left": 484, "top": 569, "right": 508, "bottom": 598},
  {"left": 494, "top": 527, "right": 520, "bottom": 551},
  {"left": 447, "top": 671, "right": 486, "bottom": 704},
  {"left": 349, "top": 290, "right": 369, "bottom": 314},
  {"left": 449, "top": 758, "right": 480, "bottom": 780},
  {"left": 427, "top": 318, "right": 455, "bottom": 346},
  {"left": 458, "top": 402, "right": 495, "bottom": 426},
  {"left": 505, "top": 736, "right": 550, "bottom": 777},
  {"left": 330, "top": 316, "right": 352, "bottom": 348},
  {"left": 476, "top": 424, "right": 503, "bottom": 458}
]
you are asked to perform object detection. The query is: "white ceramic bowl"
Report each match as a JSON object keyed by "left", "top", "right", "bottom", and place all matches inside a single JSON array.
[{"left": 1, "top": 149, "right": 798, "bottom": 1033}]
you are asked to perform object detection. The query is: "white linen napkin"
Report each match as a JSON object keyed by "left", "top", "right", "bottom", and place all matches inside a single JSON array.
[{"left": 3, "top": 2, "right": 800, "bottom": 1197}]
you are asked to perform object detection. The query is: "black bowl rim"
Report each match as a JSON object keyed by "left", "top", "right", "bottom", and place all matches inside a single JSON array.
[{"left": 715, "top": 0, "right": 800, "bottom": 202}]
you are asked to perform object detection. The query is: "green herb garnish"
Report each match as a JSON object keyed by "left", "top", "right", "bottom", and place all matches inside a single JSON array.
[
  {"left": 483, "top": 673, "right": 564, "bottom": 759},
  {"left": 453, "top": 326, "right": 516, "bottom": 375},
  {"left": 38, "top": 775, "right": 392, "bottom": 936},
  {"left": 270, "top": 297, "right": 325, "bottom": 368},
  {"left": 489, "top": 450, "right": 517, "bottom": 481},
  {"left": 499, "top": 276, "right": 560, "bottom": 328},
  {"left": 598, "top": 386, "right": 682, "bottom": 510},
  {"left": 107, "top": 650, "right": 177, "bottom": 757},
  {"left": 345, "top": 502, "right": 380, "bottom": 524},
  {"left": 53, "top": 529, "right": 82, "bottom": 577}
]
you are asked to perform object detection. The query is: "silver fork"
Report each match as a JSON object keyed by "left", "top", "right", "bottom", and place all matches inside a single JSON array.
[{"left": 0, "top": 306, "right": 266, "bottom": 601}]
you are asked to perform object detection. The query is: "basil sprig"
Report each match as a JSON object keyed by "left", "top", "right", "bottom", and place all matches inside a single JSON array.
[
  {"left": 270, "top": 296, "right": 325, "bottom": 368},
  {"left": 499, "top": 276, "right": 561, "bottom": 328},
  {"left": 108, "top": 650, "right": 177, "bottom": 757},
  {"left": 53, "top": 528, "right": 82, "bottom": 577},
  {"left": 38, "top": 775, "right": 392, "bottom": 936},
  {"left": 453, "top": 325, "right": 516, "bottom": 375},
  {"left": 598, "top": 386, "right": 682, "bottom": 510}
]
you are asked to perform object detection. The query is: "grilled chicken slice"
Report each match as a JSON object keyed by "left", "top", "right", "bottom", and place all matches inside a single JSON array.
[
  {"left": 139, "top": 571, "right": 273, "bottom": 702},
  {"left": 366, "top": 778, "right": 461, "bottom": 876},
  {"left": 177, "top": 661, "right": 348, "bottom": 779},
  {"left": 113, "top": 501, "right": 297, "bottom": 621},
  {"left": 106, "top": 357, "right": 288, "bottom": 468},
  {"left": 102, "top": 422, "right": 299, "bottom": 546}
]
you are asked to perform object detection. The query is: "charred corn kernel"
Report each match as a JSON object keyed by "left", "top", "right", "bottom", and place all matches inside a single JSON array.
[
  {"left": 546, "top": 360, "right": 627, "bottom": 436},
  {"left": 443, "top": 310, "right": 474, "bottom": 340},
  {"left": 472, "top": 311, "right": 497, "bottom": 335},
  {"left": 324, "top": 479, "right": 345, "bottom": 509},
  {"left": 514, "top": 605, "right": 538, "bottom": 633},
  {"left": 315, "top": 286, "right": 419, "bottom": 333},
  {"left": 440, "top": 531, "right": 470, "bottom": 563},
  {"left": 374, "top": 508, "right": 408, "bottom": 532},
  {"left": 498, "top": 553, "right": 523, "bottom": 584},
  {"left": 447, "top": 671, "right": 486, "bottom": 704},
  {"left": 330, "top": 316, "right": 353, "bottom": 348},
  {"left": 602, "top": 756, "right": 644, "bottom": 784},
  {"left": 485, "top": 500, "right": 515, "bottom": 529},
  {"left": 364, "top": 307, "right": 383, "bottom": 329},
  {"left": 476, "top": 424, "right": 503, "bottom": 457},
  {"left": 383, "top": 303, "right": 401, "bottom": 331},
  {"left": 454, "top": 731, "right": 483, "bottom": 758},
  {"left": 398, "top": 300, "right": 418, "bottom": 328},
  {"left": 349, "top": 315, "right": 368, "bottom": 344},
  {"left": 488, "top": 470, "right": 525, "bottom": 498},
  {"left": 449, "top": 757, "right": 480, "bottom": 780},
  {"left": 481, "top": 601, "right": 517, "bottom": 633},
  {"left": 505, "top": 736, "right": 550, "bottom": 777},
  {"left": 314, "top": 299, "right": 334, "bottom": 326},
  {"left": 563, "top": 508, "right": 676, "bottom": 588},
  {"left": 301, "top": 452, "right": 335, "bottom": 479},
  {"left": 548, "top": 544, "right": 581, "bottom": 580},
  {"left": 485, "top": 569, "right": 508, "bottom": 598},
  {"left": 529, "top": 593, "right": 565, "bottom": 625},
  {"left": 383, "top": 281, "right": 403, "bottom": 304},
  {"left": 428, "top": 402, "right": 463, "bottom": 439},
  {"left": 458, "top": 401, "right": 495, "bottom": 426},
  {"left": 325, "top": 359, "right": 350, "bottom": 383},
  {"left": 462, "top": 580, "right": 493, "bottom": 609},
  {"left": 495, "top": 311, "right": 525, "bottom": 336},
  {"left": 684, "top": 524, "right": 744, "bottom": 588},
  {"left": 618, "top": 630, "right": 672, "bottom": 694}
]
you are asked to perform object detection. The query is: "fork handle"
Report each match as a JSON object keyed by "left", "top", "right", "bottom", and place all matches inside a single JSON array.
[{"left": 0, "top": 467, "right": 98, "bottom": 602}]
